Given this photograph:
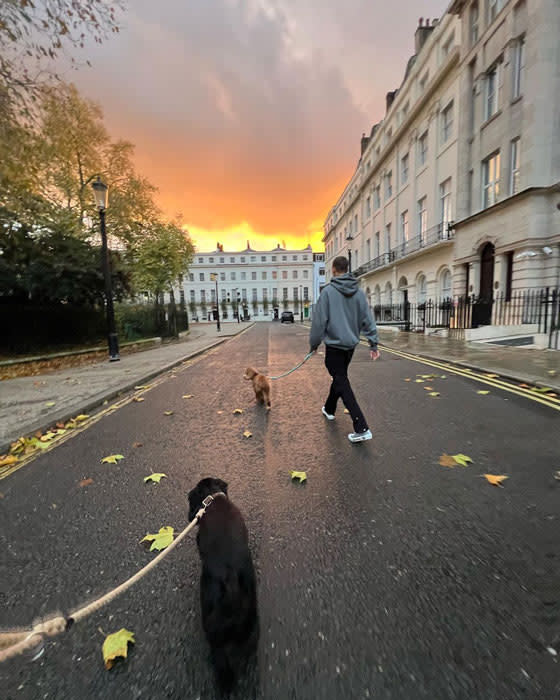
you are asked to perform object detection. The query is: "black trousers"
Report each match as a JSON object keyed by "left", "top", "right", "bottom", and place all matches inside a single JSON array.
[{"left": 323, "top": 345, "right": 368, "bottom": 433}]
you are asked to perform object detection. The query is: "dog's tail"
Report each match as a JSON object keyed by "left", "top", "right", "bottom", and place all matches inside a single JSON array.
[{"left": 212, "top": 647, "right": 236, "bottom": 695}]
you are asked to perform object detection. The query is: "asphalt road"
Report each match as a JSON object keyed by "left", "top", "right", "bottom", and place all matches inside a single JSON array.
[{"left": 1, "top": 323, "right": 558, "bottom": 700}]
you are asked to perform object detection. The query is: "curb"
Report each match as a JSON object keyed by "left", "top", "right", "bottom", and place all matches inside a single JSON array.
[{"left": 0, "top": 325, "right": 254, "bottom": 454}]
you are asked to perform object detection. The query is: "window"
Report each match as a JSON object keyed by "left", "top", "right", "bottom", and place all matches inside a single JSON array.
[
  {"left": 220, "top": 257, "right": 225, "bottom": 264},
  {"left": 303, "top": 287, "right": 309, "bottom": 300},
  {"left": 231, "top": 271, "right": 236, "bottom": 281},
  {"left": 282, "top": 255, "right": 287, "bottom": 261},
  {"left": 442, "top": 32, "right": 455, "bottom": 59},
  {"left": 440, "top": 269, "right": 452, "bottom": 299},
  {"left": 282, "top": 288, "right": 288, "bottom": 300},
  {"left": 441, "top": 101, "right": 454, "bottom": 144},
  {"left": 401, "top": 153, "right": 409, "bottom": 185},
  {"left": 354, "top": 214, "right": 358, "bottom": 233},
  {"left": 262, "top": 288, "right": 268, "bottom": 300},
  {"left": 282, "top": 270, "right": 288, "bottom": 280},
  {"left": 385, "top": 224, "right": 391, "bottom": 253},
  {"left": 199, "top": 273, "right": 205, "bottom": 282},
  {"left": 250, "top": 256, "right": 256, "bottom": 262},
  {"left": 292, "top": 255, "right": 298, "bottom": 261},
  {"left": 366, "top": 238, "right": 371, "bottom": 261},
  {"left": 190, "top": 290, "right": 195, "bottom": 302},
  {"left": 419, "top": 72, "right": 429, "bottom": 92},
  {"left": 482, "top": 152, "right": 501, "bottom": 208},
  {"left": 505, "top": 251, "right": 514, "bottom": 301},
  {"left": 385, "top": 171, "right": 393, "bottom": 200},
  {"left": 513, "top": 38, "right": 525, "bottom": 99},
  {"left": 252, "top": 288, "right": 258, "bottom": 301},
  {"left": 485, "top": 64, "right": 500, "bottom": 120},
  {"left": 272, "top": 270, "right": 278, "bottom": 280},
  {"left": 294, "top": 288, "right": 299, "bottom": 301},
  {"left": 251, "top": 271, "right": 257, "bottom": 280},
  {"left": 209, "top": 257, "right": 214, "bottom": 263},
  {"left": 374, "top": 185, "right": 381, "bottom": 210},
  {"left": 417, "top": 275, "right": 427, "bottom": 304},
  {"left": 198, "top": 257, "right": 203, "bottom": 263},
  {"left": 303, "top": 270, "right": 309, "bottom": 279},
  {"left": 400, "top": 211, "right": 409, "bottom": 245},
  {"left": 272, "top": 288, "right": 278, "bottom": 300},
  {"left": 374, "top": 232, "right": 380, "bottom": 258},
  {"left": 221, "top": 289, "right": 227, "bottom": 301},
  {"left": 417, "top": 197, "right": 427, "bottom": 242},
  {"left": 488, "top": 0, "right": 504, "bottom": 24},
  {"left": 262, "top": 271, "right": 267, "bottom": 280},
  {"left": 292, "top": 270, "right": 298, "bottom": 279},
  {"left": 201, "top": 290, "right": 206, "bottom": 303},
  {"left": 240, "top": 256, "right": 246, "bottom": 263},
  {"left": 319, "top": 267, "right": 325, "bottom": 276},
  {"left": 230, "top": 257, "right": 235, "bottom": 263},
  {"left": 418, "top": 131, "right": 428, "bottom": 167},
  {"left": 220, "top": 272, "right": 225, "bottom": 281},
  {"left": 241, "top": 289, "right": 247, "bottom": 300},
  {"left": 470, "top": 3, "right": 479, "bottom": 45},
  {"left": 241, "top": 271, "right": 246, "bottom": 281},
  {"left": 365, "top": 196, "right": 371, "bottom": 219},
  {"left": 271, "top": 255, "right": 277, "bottom": 262},
  {"left": 211, "top": 289, "right": 216, "bottom": 303},
  {"left": 261, "top": 256, "right": 266, "bottom": 262},
  {"left": 510, "top": 138, "right": 521, "bottom": 195},
  {"left": 189, "top": 273, "right": 194, "bottom": 282},
  {"left": 440, "top": 178, "right": 452, "bottom": 223}
]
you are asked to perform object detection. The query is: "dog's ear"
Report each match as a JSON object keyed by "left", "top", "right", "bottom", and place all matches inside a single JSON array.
[{"left": 216, "top": 478, "right": 228, "bottom": 494}]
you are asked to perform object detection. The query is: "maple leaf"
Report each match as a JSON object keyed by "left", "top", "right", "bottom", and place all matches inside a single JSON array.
[
  {"left": 291, "top": 470, "right": 307, "bottom": 483},
  {"left": 452, "top": 454, "right": 472, "bottom": 467},
  {"left": 233, "top": 408, "right": 243, "bottom": 414},
  {"left": 0, "top": 455, "right": 18, "bottom": 468},
  {"left": 477, "top": 390, "right": 490, "bottom": 395},
  {"left": 141, "top": 526, "right": 174, "bottom": 551},
  {"left": 102, "top": 628, "right": 135, "bottom": 670},
  {"left": 428, "top": 392, "right": 440, "bottom": 397},
  {"left": 144, "top": 473, "right": 167, "bottom": 484},
  {"left": 163, "top": 410, "right": 174, "bottom": 416},
  {"left": 29, "top": 437, "right": 50, "bottom": 450},
  {"left": 439, "top": 454, "right": 457, "bottom": 468},
  {"left": 79, "top": 478, "right": 94, "bottom": 488},
  {"left": 182, "top": 394, "right": 194, "bottom": 399},
  {"left": 101, "top": 454, "right": 124, "bottom": 464},
  {"left": 44, "top": 401, "right": 56, "bottom": 408},
  {"left": 243, "top": 430, "right": 252, "bottom": 438},
  {"left": 132, "top": 397, "right": 145, "bottom": 402},
  {"left": 482, "top": 474, "right": 508, "bottom": 487}
]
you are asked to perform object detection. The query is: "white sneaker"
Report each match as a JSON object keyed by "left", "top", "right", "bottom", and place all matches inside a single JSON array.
[
  {"left": 322, "top": 406, "right": 335, "bottom": 421},
  {"left": 348, "top": 429, "right": 372, "bottom": 443}
]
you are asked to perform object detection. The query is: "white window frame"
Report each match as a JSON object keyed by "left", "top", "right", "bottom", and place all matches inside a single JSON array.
[
  {"left": 384, "top": 223, "right": 391, "bottom": 254},
  {"left": 417, "top": 197, "right": 427, "bottom": 243},
  {"left": 512, "top": 38, "right": 525, "bottom": 99},
  {"left": 440, "top": 178, "right": 452, "bottom": 224},
  {"left": 485, "top": 63, "right": 500, "bottom": 120},
  {"left": 374, "top": 232, "right": 380, "bottom": 258},
  {"left": 385, "top": 171, "right": 393, "bottom": 200},
  {"left": 401, "top": 153, "right": 409, "bottom": 185},
  {"left": 510, "top": 138, "right": 520, "bottom": 195},
  {"left": 440, "top": 269, "right": 452, "bottom": 299},
  {"left": 418, "top": 131, "right": 428, "bottom": 167},
  {"left": 400, "top": 210, "right": 409, "bottom": 245},
  {"left": 482, "top": 152, "right": 501, "bottom": 208},
  {"left": 470, "top": 3, "right": 479, "bottom": 46},
  {"left": 441, "top": 101, "right": 454, "bottom": 144}
]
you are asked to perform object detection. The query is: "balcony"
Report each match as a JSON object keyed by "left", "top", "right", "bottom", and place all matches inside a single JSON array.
[{"left": 353, "top": 223, "right": 454, "bottom": 278}]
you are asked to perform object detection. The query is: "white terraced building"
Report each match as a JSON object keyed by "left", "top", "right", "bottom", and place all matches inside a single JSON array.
[
  {"left": 176, "top": 243, "right": 319, "bottom": 321},
  {"left": 324, "top": 0, "right": 560, "bottom": 345}
]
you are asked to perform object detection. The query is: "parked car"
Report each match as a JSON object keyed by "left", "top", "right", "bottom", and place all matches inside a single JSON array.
[{"left": 281, "top": 311, "right": 295, "bottom": 323}]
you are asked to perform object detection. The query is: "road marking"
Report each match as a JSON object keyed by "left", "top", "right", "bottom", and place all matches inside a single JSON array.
[{"left": 366, "top": 342, "right": 560, "bottom": 412}]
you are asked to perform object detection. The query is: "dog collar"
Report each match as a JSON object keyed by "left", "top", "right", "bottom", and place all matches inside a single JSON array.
[{"left": 196, "top": 491, "right": 227, "bottom": 522}]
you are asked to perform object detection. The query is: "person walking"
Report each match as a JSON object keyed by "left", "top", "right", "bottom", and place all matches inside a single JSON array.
[{"left": 309, "top": 255, "right": 379, "bottom": 443}]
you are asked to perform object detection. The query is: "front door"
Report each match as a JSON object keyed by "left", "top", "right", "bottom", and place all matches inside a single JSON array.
[{"left": 473, "top": 243, "right": 494, "bottom": 326}]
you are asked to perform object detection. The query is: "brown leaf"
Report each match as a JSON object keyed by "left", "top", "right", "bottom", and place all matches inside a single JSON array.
[
  {"left": 132, "top": 397, "right": 145, "bottom": 403},
  {"left": 79, "top": 478, "right": 94, "bottom": 488},
  {"left": 424, "top": 386, "right": 434, "bottom": 391},
  {"left": 132, "top": 442, "right": 143, "bottom": 448},
  {"left": 0, "top": 455, "right": 18, "bottom": 468},
  {"left": 482, "top": 474, "right": 508, "bottom": 487},
  {"left": 439, "top": 454, "right": 458, "bottom": 468}
]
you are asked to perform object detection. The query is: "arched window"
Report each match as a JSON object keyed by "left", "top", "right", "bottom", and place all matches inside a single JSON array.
[
  {"left": 440, "top": 269, "right": 452, "bottom": 299},
  {"left": 385, "top": 281, "right": 393, "bottom": 305},
  {"left": 374, "top": 285, "right": 381, "bottom": 306},
  {"left": 417, "top": 274, "right": 427, "bottom": 304}
]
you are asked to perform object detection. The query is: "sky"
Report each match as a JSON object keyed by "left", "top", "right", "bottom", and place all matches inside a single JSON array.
[{"left": 67, "top": 0, "right": 446, "bottom": 252}]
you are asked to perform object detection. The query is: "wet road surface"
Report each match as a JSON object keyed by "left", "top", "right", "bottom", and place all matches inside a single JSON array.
[{"left": 1, "top": 323, "right": 558, "bottom": 699}]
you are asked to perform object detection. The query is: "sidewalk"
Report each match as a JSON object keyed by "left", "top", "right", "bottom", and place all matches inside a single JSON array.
[
  {"left": 0, "top": 322, "right": 251, "bottom": 450},
  {"left": 378, "top": 328, "right": 560, "bottom": 390}
]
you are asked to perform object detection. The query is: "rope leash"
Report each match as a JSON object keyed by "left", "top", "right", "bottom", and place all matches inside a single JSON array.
[
  {"left": 267, "top": 352, "right": 314, "bottom": 380},
  {"left": 0, "top": 496, "right": 220, "bottom": 663}
]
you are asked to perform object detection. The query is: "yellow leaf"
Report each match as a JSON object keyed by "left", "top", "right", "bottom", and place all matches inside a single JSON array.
[
  {"left": 163, "top": 411, "right": 174, "bottom": 416},
  {"left": 415, "top": 379, "right": 424, "bottom": 383},
  {"left": 141, "top": 526, "right": 174, "bottom": 551},
  {"left": 44, "top": 401, "right": 56, "bottom": 408},
  {"left": 144, "top": 473, "right": 167, "bottom": 484},
  {"left": 182, "top": 394, "right": 194, "bottom": 399},
  {"left": 39, "top": 431, "right": 57, "bottom": 442},
  {"left": 452, "top": 454, "right": 472, "bottom": 467},
  {"left": 428, "top": 392, "right": 440, "bottom": 397},
  {"left": 548, "top": 370, "right": 557, "bottom": 376},
  {"left": 132, "top": 397, "right": 145, "bottom": 402},
  {"left": 134, "top": 385, "right": 151, "bottom": 390},
  {"left": 233, "top": 408, "right": 243, "bottom": 414},
  {"left": 477, "top": 390, "right": 490, "bottom": 395},
  {"left": 290, "top": 470, "right": 307, "bottom": 483},
  {"left": 482, "top": 474, "right": 508, "bottom": 487},
  {"left": 440, "top": 375, "right": 447, "bottom": 379},
  {"left": 101, "top": 454, "right": 124, "bottom": 464},
  {"left": 102, "top": 628, "right": 135, "bottom": 670},
  {"left": 343, "top": 408, "right": 350, "bottom": 414},
  {"left": 243, "top": 430, "right": 252, "bottom": 438},
  {"left": 485, "top": 373, "right": 499, "bottom": 378},
  {"left": 0, "top": 455, "right": 18, "bottom": 468},
  {"left": 424, "top": 386, "right": 434, "bottom": 391},
  {"left": 74, "top": 414, "right": 89, "bottom": 422}
]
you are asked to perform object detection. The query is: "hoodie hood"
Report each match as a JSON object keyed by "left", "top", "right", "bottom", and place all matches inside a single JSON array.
[{"left": 330, "top": 272, "right": 359, "bottom": 297}]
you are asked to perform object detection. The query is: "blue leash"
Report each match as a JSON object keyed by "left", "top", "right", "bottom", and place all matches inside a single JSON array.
[{"left": 267, "top": 352, "right": 314, "bottom": 381}]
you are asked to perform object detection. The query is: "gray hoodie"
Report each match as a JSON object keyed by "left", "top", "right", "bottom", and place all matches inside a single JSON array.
[{"left": 309, "top": 273, "right": 378, "bottom": 351}]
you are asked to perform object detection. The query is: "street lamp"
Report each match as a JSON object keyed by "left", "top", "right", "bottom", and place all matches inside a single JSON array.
[
  {"left": 345, "top": 232, "right": 353, "bottom": 273},
  {"left": 92, "top": 176, "right": 120, "bottom": 361},
  {"left": 210, "top": 273, "right": 221, "bottom": 332},
  {"left": 299, "top": 284, "right": 303, "bottom": 322}
]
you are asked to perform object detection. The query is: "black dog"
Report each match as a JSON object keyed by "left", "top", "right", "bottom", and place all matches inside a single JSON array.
[{"left": 188, "top": 477, "right": 258, "bottom": 694}]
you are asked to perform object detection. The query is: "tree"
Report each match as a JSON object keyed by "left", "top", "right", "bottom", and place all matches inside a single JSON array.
[{"left": 0, "top": 0, "right": 123, "bottom": 111}]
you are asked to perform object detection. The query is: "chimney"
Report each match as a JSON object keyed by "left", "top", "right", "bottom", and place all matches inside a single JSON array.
[
  {"left": 360, "top": 132, "right": 369, "bottom": 155},
  {"left": 415, "top": 16, "right": 434, "bottom": 53},
  {"left": 386, "top": 90, "right": 398, "bottom": 113}
]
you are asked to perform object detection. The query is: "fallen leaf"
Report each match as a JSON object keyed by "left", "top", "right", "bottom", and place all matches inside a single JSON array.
[
  {"left": 482, "top": 474, "right": 508, "bottom": 487},
  {"left": 428, "top": 392, "right": 440, "bottom": 397},
  {"left": 182, "top": 394, "right": 194, "bottom": 399},
  {"left": 519, "top": 383, "right": 530, "bottom": 388},
  {"left": 485, "top": 373, "right": 499, "bottom": 378},
  {"left": 548, "top": 370, "right": 557, "bottom": 377},
  {"left": 404, "top": 378, "right": 411, "bottom": 382},
  {"left": 132, "top": 397, "right": 145, "bottom": 403},
  {"left": 39, "top": 431, "right": 57, "bottom": 442},
  {"left": 29, "top": 437, "right": 50, "bottom": 451},
  {"left": 44, "top": 401, "right": 56, "bottom": 408},
  {"left": 217, "top": 410, "right": 224, "bottom": 414},
  {"left": 440, "top": 375, "right": 447, "bottom": 379},
  {"left": 144, "top": 473, "right": 167, "bottom": 484},
  {"left": 423, "top": 386, "right": 434, "bottom": 391},
  {"left": 74, "top": 414, "right": 89, "bottom": 422},
  {"left": 0, "top": 455, "right": 18, "bottom": 468},
  {"left": 291, "top": 470, "right": 307, "bottom": 483},
  {"left": 452, "top": 454, "right": 473, "bottom": 467},
  {"left": 101, "top": 454, "right": 124, "bottom": 464},
  {"left": 233, "top": 408, "right": 243, "bottom": 414},
  {"left": 141, "top": 526, "right": 174, "bottom": 551},
  {"left": 243, "top": 430, "right": 252, "bottom": 438},
  {"left": 419, "top": 374, "right": 436, "bottom": 379},
  {"left": 531, "top": 386, "right": 553, "bottom": 394},
  {"left": 134, "top": 385, "right": 151, "bottom": 390},
  {"left": 79, "top": 478, "right": 94, "bottom": 488},
  {"left": 56, "top": 422, "right": 65, "bottom": 429},
  {"left": 415, "top": 379, "right": 425, "bottom": 383},
  {"left": 132, "top": 442, "right": 143, "bottom": 448},
  {"left": 102, "top": 628, "right": 135, "bottom": 669},
  {"left": 553, "top": 471, "right": 560, "bottom": 481},
  {"left": 343, "top": 408, "right": 350, "bottom": 414},
  {"left": 477, "top": 390, "right": 490, "bottom": 395},
  {"left": 163, "top": 411, "right": 174, "bottom": 416}
]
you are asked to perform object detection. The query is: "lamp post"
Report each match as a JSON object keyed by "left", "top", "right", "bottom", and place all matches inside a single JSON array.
[
  {"left": 346, "top": 233, "right": 353, "bottom": 274},
  {"left": 92, "top": 176, "right": 119, "bottom": 361},
  {"left": 210, "top": 273, "right": 221, "bottom": 332},
  {"left": 299, "top": 284, "right": 303, "bottom": 322}
]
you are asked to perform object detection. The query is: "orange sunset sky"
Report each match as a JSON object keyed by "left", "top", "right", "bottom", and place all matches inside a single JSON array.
[{"left": 67, "top": 0, "right": 445, "bottom": 253}]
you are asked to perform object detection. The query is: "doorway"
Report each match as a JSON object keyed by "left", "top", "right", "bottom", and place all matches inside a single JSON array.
[{"left": 473, "top": 242, "right": 494, "bottom": 326}]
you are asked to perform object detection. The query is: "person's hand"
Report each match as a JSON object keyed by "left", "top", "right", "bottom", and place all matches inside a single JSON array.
[{"left": 370, "top": 349, "right": 380, "bottom": 361}]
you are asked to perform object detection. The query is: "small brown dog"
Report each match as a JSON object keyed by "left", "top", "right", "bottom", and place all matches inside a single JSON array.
[{"left": 244, "top": 367, "right": 271, "bottom": 409}]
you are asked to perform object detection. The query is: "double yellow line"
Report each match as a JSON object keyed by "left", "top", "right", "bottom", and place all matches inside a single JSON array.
[{"left": 365, "top": 342, "right": 560, "bottom": 412}]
